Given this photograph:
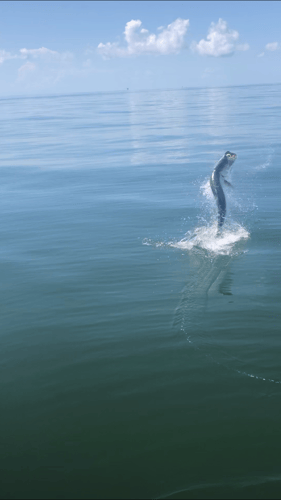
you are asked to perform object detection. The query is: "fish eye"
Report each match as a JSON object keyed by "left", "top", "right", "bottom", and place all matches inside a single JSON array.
[{"left": 226, "top": 153, "right": 231, "bottom": 157}]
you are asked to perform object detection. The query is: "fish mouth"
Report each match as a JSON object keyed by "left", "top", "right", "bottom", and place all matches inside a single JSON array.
[
  {"left": 225, "top": 151, "right": 237, "bottom": 164},
  {"left": 226, "top": 151, "right": 237, "bottom": 160}
]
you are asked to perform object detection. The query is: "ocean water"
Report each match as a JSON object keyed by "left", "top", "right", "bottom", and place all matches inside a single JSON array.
[{"left": 1, "top": 84, "right": 281, "bottom": 499}]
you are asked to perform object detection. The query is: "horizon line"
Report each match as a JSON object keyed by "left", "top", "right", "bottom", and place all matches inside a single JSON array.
[{"left": 0, "top": 81, "right": 281, "bottom": 101}]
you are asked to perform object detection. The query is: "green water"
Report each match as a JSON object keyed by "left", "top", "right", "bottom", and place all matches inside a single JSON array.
[{"left": 1, "top": 86, "right": 281, "bottom": 499}]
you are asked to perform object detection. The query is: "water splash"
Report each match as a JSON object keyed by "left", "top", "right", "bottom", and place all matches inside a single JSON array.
[
  {"left": 169, "top": 222, "right": 249, "bottom": 256},
  {"left": 143, "top": 219, "right": 249, "bottom": 257},
  {"left": 255, "top": 149, "right": 274, "bottom": 171},
  {"left": 200, "top": 178, "right": 213, "bottom": 201}
]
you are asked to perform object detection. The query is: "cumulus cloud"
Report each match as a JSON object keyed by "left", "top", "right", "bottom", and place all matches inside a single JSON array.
[
  {"left": 265, "top": 42, "right": 279, "bottom": 51},
  {"left": 97, "top": 18, "right": 189, "bottom": 58},
  {"left": 192, "top": 18, "right": 249, "bottom": 57}
]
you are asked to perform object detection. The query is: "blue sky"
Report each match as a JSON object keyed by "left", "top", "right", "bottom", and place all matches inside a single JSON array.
[{"left": 0, "top": 0, "right": 281, "bottom": 96}]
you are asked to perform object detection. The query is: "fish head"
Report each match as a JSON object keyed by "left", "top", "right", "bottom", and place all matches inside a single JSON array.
[{"left": 224, "top": 151, "right": 237, "bottom": 166}]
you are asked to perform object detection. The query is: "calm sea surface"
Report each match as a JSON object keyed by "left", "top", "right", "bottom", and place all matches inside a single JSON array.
[{"left": 1, "top": 85, "right": 281, "bottom": 499}]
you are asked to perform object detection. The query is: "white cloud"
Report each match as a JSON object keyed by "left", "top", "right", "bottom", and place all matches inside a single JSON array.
[
  {"left": 97, "top": 18, "right": 189, "bottom": 58},
  {"left": 19, "top": 47, "right": 73, "bottom": 63},
  {"left": 192, "top": 18, "right": 249, "bottom": 57},
  {"left": 265, "top": 42, "right": 279, "bottom": 51},
  {"left": 17, "top": 47, "right": 74, "bottom": 88},
  {"left": 20, "top": 47, "right": 59, "bottom": 59},
  {"left": 257, "top": 42, "right": 279, "bottom": 58},
  {"left": 0, "top": 49, "right": 16, "bottom": 64}
]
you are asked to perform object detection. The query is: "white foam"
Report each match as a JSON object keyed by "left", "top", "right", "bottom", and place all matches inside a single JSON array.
[{"left": 169, "top": 223, "right": 249, "bottom": 256}]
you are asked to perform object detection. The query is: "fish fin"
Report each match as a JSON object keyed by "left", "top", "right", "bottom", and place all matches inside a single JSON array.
[{"left": 224, "top": 179, "right": 234, "bottom": 188}]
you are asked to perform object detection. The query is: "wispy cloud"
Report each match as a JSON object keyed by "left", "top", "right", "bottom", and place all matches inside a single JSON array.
[
  {"left": 97, "top": 18, "right": 189, "bottom": 59},
  {"left": 17, "top": 46, "right": 74, "bottom": 88},
  {"left": 192, "top": 18, "right": 249, "bottom": 57},
  {"left": 265, "top": 42, "right": 279, "bottom": 51},
  {"left": 20, "top": 47, "right": 59, "bottom": 59},
  {"left": 19, "top": 46, "right": 73, "bottom": 62},
  {"left": 0, "top": 49, "right": 17, "bottom": 64},
  {"left": 258, "top": 42, "right": 279, "bottom": 58},
  {"left": 17, "top": 61, "right": 36, "bottom": 80}
]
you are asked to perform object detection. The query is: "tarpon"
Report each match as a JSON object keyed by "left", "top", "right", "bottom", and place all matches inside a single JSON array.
[{"left": 210, "top": 151, "right": 237, "bottom": 229}]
